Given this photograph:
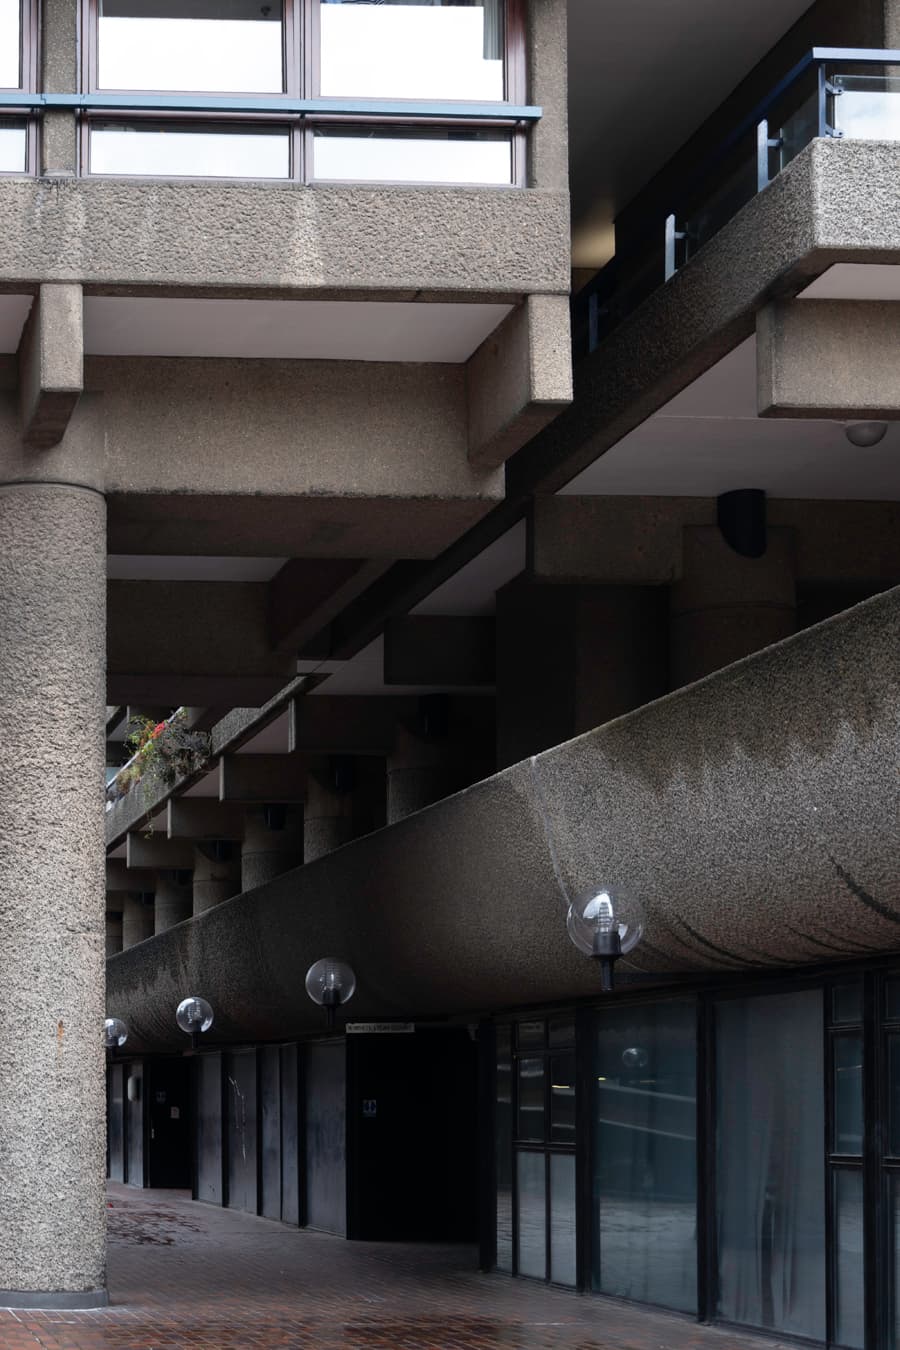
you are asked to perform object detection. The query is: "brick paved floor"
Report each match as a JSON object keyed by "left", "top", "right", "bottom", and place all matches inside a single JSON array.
[{"left": 0, "top": 1185, "right": 796, "bottom": 1350}]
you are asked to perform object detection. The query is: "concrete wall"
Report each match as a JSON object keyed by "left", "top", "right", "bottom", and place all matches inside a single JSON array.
[{"left": 108, "top": 584, "right": 900, "bottom": 1051}]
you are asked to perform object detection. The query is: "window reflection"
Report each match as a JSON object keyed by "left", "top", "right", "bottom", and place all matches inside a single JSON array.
[
  {"left": 516, "top": 1151, "right": 546, "bottom": 1279},
  {"left": 0, "top": 123, "right": 26, "bottom": 172},
  {"left": 98, "top": 0, "right": 284, "bottom": 93},
  {"left": 833, "top": 1034, "right": 863, "bottom": 1156},
  {"left": 834, "top": 1170, "right": 864, "bottom": 1350},
  {"left": 495, "top": 1026, "right": 513, "bottom": 1273},
  {"left": 0, "top": 0, "right": 19, "bottom": 88},
  {"left": 550, "top": 1153, "right": 576, "bottom": 1286},
  {"left": 312, "top": 127, "right": 512, "bottom": 184},
  {"left": 517, "top": 1057, "right": 544, "bottom": 1142},
  {"left": 550, "top": 1052, "right": 575, "bottom": 1145},
  {"left": 90, "top": 125, "right": 290, "bottom": 178},
  {"left": 319, "top": 0, "right": 504, "bottom": 101},
  {"left": 594, "top": 1001, "right": 697, "bottom": 1313}
]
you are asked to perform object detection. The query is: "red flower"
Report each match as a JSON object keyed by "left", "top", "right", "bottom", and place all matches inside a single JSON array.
[{"left": 151, "top": 722, "right": 166, "bottom": 738}]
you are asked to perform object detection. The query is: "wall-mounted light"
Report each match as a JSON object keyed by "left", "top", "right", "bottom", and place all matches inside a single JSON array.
[
  {"left": 176, "top": 996, "right": 214, "bottom": 1051},
  {"left": 104, "top": 1017, "right": 128, "bottom": 1055},
  {"left": 845, "top": 421, "right": 888, "bottom": 448},
  {"left": 566, "top": 890, "right": 642, "bottom": 993},
  {"left": 305, "top": 958, "right": 357, "bottom": 1029}
]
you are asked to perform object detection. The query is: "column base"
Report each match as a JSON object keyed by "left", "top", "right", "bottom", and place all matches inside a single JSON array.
[{"left": 0, "top": 1288, "right": 108, "bottom": 1310}]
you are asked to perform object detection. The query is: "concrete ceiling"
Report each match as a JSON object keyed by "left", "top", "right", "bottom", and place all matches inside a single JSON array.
[
  {"left": 83, "top": 297, "right": 513, "bottom": 363},
  {"left": 567, "top": 0, "right": 814, "bottom": 266},
  {"left": 107, "top": 555, "right": 286, "bottom": 581},
  {"left": 0, "top": 295, "right": 31, "bottom": 350}
]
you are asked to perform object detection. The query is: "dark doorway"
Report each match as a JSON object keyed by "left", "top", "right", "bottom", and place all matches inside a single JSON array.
[
  {"left": 147, "top": 1057, "right": 192, "bottom": 1189},
  {"left": 347, "top": 1027, "right": 478, "bottom": 1241}
]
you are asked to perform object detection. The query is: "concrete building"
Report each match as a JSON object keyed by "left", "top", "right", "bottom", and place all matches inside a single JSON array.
[{"left": 0, "top": 0, "right": 898, "bottom": 1343}]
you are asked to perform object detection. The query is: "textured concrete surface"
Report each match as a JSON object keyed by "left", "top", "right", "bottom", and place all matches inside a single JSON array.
[
  {"left": 108, "top": 585, "right": 900, "bottom": 1050},
  {"left": 0, "top": 179, "right": 569, "bottom": 295},
  {"left": 0, "top": 1186, "right": 794, "bottom": 1349},
  {"left": 18, "top": 284, "right": 83, "bottom": 449},
  {"left": 669, "top": 526, "right": 796, "bottom": 688},
  {"left": 303, "top": 768, "right": 355, "bottom": 862},
  {"left": 758, "top": 297, "right": 900, "bottom": 417},
  {"left": 40, "top": 0, "right": 78, "bottom": 175},
  {"left": 192, "top": 846, "right": 240, "bottom": 917},
  {"left": 510, "top": 137, "right": 900, "bottom": 499},
  {"left": 241, "top": 807, "right": 303, "bottom": 892},
  {"left": 466, "top": 295, "right": 572, "bottom": 470},
  {"left": 527, "top": 0, "right": 568, "bottom": 193},
  {"left": 0, "top": 483, "right": 106, "bottom": 1294},
  {"left": 121, "top": 896, "right": 154, "bottom": 951},
  {"left": 153, "top": 875, "right": 192, "bottom": 934}
]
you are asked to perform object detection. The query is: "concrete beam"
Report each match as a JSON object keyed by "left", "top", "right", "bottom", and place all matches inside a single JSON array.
[
  {"left": 125, "top": 833, "right": 195, "bottom": 871},
  {"left": 18, "top": 284, "right": 83, "bottom": 450},
  {"left": 758, "top": 299, "right": 900, "bottom": 418},
  {"left": 166, "top": 799, "right": 245, "bottom": 842},
  {"left": 219, "top": 755, "right": 308, "bottom": 804},
  {"left": 289, "top": 696, "right": 410, "bottom": 755},
  {"left": 268, "top": 558, "right": 390, "bottom": 654},
  {"left": 529, "top": 496, "right": 688, "bottom": 584},
  {"left": 105, "top": 861, "right": 155, "bottom": 892},
  {"left": 383, "top": 617, "right": 496, "bottom": 686},
  {"left": 466, "top": 296, "right": 572, "bottom": 471},
  {"left": 107, "top": 581, "right": 295, "bottom": 706}
]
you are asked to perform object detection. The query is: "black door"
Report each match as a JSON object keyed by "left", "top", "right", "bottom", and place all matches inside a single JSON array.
[{"left": 147, "top": 1057, "right": 192, "bottom": 1189}]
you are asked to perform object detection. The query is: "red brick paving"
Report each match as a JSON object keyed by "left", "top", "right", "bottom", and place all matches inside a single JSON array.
[{"left": 0, "top": 1186, "right": 795, "bottom": 1349}]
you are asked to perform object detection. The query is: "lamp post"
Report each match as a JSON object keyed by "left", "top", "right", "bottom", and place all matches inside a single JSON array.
[
  {"left": 103, "top": 1017, "right": 128, "bottom": 1059},
  {"left": 305, "top": 958, "right": 357, "bottom": 1029},
  {"left": 566, "top": 890, "right": 642, "bottom": 992},
  {"left": 175, "top": 996, "right": 214, "bottom": 1051}
]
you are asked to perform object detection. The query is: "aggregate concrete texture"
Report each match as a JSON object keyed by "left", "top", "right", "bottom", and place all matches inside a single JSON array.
[
  {"left": 108, "top": 584, "right": 900, "bottom": 1051},
  {"left": 0, "top": 179, "right": 569, "bottom": 295},
  {"left": 0, "top": 483, "right": 107, "bottom": 1296}
]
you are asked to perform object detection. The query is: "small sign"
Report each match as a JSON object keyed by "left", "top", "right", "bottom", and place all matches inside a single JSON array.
[
  {"left": 362, "top": 1099, "right": 377, "bottom": 1118},
  {"left": 170, "top": 1106, "right": 180, "bottom": 1120},
  {"left": 155, "top": 1091, "right": 167, "bottom": 1104},
  {"left": 345, "top": 1022, "right": 415, "bottom": 1035}
]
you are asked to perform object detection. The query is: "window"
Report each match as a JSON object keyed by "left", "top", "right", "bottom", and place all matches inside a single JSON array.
[
  {"left": 1, "top": 0, "right": 35, "bottom": 174},
  {"left": 82, "top": 0, "right": 525, "bottom": 183}
]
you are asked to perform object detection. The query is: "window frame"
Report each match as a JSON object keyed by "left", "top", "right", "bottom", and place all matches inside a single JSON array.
[
  {"left": 0, "top": 0, "right": 39, "bottom": 176},
  {"left": 78, "top": 0, "right": 528, "bottom": 186}
]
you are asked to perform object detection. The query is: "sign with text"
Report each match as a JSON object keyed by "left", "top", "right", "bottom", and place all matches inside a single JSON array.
[{"left": 345, "top": 1022, "right": 415, "bottom": 1034}]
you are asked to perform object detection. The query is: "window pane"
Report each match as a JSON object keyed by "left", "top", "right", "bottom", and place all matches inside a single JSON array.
[
  {"left": 516, "top": 1151, "right": 546, "bottom": 1279},
  {"left": 550, "top": 1153, "right": 576, "bottom": 1286},
  {"left": 832, "top": 982, "right": 863, "bottom": 1026},
  {"left": 320, "top": 0, "right": 504, "bottom": 101},
  {"left": 888, "top": 976, "right": 900, "bottom": 1022},
  {"left": 890, "top": 1035, "right": 900, "bottom": 1157},
  {"left": 833, "top": 1034, "right": 863, "bottom": 1156},
  {"left": 550, "top": 1052, "right": 575, "bottom": 1145},
  {"left": 90, "top": 126, "right": 290, "bottom": 179},
  {"left": 549, "top": 1015, "right": 575, "bottom": 1048},
  {"left": 834, "top": 1170, "right": 864, "bottom": 1350},
  {"left": 892, "top": 1174, "right": 900, "bottom": 1350},
  {"left": 0, "top": 0, "right": 19, "bottom": 87},
  {"left": 716, "top": 990, "right": 825, "bottom": 1342},
  {"left": 495, "top": 1026, "right": 513, "bottom": 1272},
  {"left": 517, "top": 1057, "right": 544, "bottom": 1142},
  {"left": 98, "top": 0, "right": 284, "bottom": 93},
  {"left": 313, "top": 128, "right": 512, "bottom": 185},
  {"left": 593, "top": 1000, "right": 697, "bottom": 1313},
  {"left": 516, "top": 1021, "right": 544, "bottom": 1050},
  {"left": 0, "top": 122, "right": 26, "bottom": 172}
]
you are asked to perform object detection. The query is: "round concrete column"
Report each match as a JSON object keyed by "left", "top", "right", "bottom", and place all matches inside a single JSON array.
[
  {"left": 105, "top": 911, "right": 123, "bottom": 958},
  {"left": 193, "top": 843, "right": 240, "bottom": 916},
  {"left": 670, "top": 526, "right": 796, "bottom": 689},
  {"left": 304, "top": 765, "right": 354, "bottom": 862},
  {"left": 121, "top": 893, "right": 155, "bottom": 949},
  {"left": 387, "top": 723, "right": 459, "bottom": 824},
  {"left": 241, "top": 806, "right": 303, "bottom": 890},
  {"left": 154, "top": 871, "right": 193, "bottom": 933},
  {"left": 0, "top": 483, "right": 107, "bottom": 1305}
]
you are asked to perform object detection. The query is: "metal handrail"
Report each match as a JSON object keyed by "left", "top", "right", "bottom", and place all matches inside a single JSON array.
[{"left": 573, "top": 47, "right": 900, "bottom": 358}]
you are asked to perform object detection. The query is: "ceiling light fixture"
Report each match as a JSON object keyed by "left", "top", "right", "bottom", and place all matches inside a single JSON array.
[{"left": 845, "top": 421, "right": 888, "bottom": 448}]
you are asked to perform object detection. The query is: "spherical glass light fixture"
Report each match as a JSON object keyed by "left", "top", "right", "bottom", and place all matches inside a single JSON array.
[
  {"left": 104, "top": 1017, "right": 128, "bottom": 1051},
  {"left": 305, "top": 958, "right": 357, "bottom": 1028},
  {"left": 175, "top": 996, "right": 214, "bottom": 1050},
  {"left": 566, "top": 889, "right": 642, "bottom": 992}
]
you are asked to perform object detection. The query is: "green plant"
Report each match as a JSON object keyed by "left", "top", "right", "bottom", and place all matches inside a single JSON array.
[{"left": 110, "top": 710, "right": 211, "bottom": 804}]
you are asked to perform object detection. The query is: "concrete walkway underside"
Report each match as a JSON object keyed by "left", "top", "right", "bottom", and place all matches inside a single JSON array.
[{"left": 0, "top": 1186, "right": 795, "bottom": 1349}]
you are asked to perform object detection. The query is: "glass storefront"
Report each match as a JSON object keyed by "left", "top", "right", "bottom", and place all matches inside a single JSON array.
[{"left": 492, "top": 969, "right": 900, "bottom": 1349}]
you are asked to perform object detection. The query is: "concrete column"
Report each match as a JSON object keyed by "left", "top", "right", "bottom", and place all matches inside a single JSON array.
[
  {"left": 495, "top": 580, "right": 669, "bottom": 769},
  {"left": 192, "top": 843, "right": 240, "bottom": 916},
  {"left": 154, "top": 870, "right": 193, "bottom": 933},
  {"left": 387, "top": 723, "right": 458, "bottom": 823},
  {"left": 40, "top": 0, "right": 78, "bottom": 175},
  {"left": 240, "top": 806, "right": 303, "bottom": 891},
  {"left": 105, "top": 911, "right": 123, "bottom": 959},
  {"left": 0, "top": 483, "right": 106, "bottom": 1305},
  {"left": 304, "top": 762, "right": 354, "bottom": 861},
  {"left": 121, "top": 894, "right": 154, "bottom": 949},
  {"left": 670, "top": 526, "right": 796, "bottom": 689}
]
